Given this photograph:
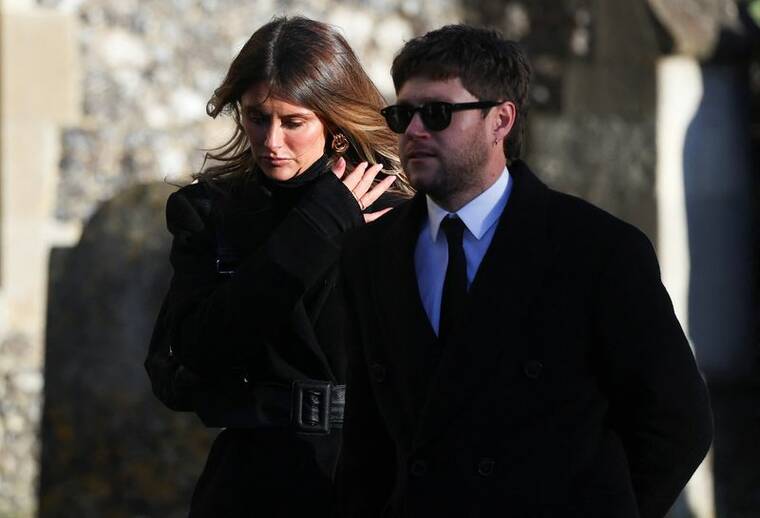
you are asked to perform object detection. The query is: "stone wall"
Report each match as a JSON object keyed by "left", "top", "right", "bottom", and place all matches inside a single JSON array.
[
  {"left": 0, "top": 3, "right": 80, "bottom": 516},
  {"left": 0, "top": 335, "right": 43, "bottom": 517},
  {"left": 39, "top": 181, "right": 204, "bottom": 517}
]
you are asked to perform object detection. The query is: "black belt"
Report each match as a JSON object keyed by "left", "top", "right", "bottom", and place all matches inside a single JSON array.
[{"left": 195, "top": 379, "right": 345, "bottom": 435}]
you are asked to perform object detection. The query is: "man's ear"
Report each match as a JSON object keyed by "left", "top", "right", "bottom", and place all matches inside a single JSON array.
[{"left": 493, "top": 101, "right": 517, "bottom": 143}]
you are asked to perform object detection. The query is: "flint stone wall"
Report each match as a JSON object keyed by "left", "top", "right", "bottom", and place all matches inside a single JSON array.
[{"left": 0, "top": 335, "right": 43, "bottom": 517}]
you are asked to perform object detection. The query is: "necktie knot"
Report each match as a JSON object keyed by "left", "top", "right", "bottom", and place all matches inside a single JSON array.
[{"left": 440, "top": 215, "right": 466, "bottom": 247}]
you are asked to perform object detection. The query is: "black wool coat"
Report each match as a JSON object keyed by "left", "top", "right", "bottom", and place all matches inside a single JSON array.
[
  {"left": 338, "top": 160, "right": 713, "bottom": 518},
  {"left": 153, "top": 159, "right": 368, "bottom": 518}
]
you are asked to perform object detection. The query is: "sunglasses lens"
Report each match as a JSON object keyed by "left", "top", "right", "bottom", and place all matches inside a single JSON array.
[
  {"left": 382, "top": 103, "right": 454, "bottom": 133},
  {"left": 383, "top": 106, "right": 413, "bottom": 133},
  {"left": 422, "top": 102, "right": 451, "bottom": 131}
]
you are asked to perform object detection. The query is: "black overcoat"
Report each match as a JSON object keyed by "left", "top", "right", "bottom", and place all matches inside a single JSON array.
[
  {"left": 338, "top": 161, "right": 713, "bottom": 518},
  {"left": 152, "top": 160, "right": 366, "bottom": 517}
]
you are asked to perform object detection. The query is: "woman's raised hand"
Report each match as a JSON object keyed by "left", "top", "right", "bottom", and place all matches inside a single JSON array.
[{"left": 332, "top": 157, "right": 396, "bottom": 223}]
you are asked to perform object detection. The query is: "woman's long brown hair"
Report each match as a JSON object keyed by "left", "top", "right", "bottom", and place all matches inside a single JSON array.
[{"left": 197, "top": 16, "right": 412, "bottom": 196}]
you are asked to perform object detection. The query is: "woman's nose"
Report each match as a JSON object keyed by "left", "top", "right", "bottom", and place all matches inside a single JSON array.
[{"left": 263, "top": 123, "right": 283, "bottom": 149}]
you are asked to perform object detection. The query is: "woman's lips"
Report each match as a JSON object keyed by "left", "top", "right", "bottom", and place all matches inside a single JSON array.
[{"left": 259, "top": 156, "right": 292, "bottom": 166}]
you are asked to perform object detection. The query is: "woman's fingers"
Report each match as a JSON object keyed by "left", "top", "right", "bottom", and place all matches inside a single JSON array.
[
  {"left": 331, "top": 156, "right": 346, "bottom": 178},
  {"left": 341, "top": 161, "right": 369, "bottom": 192},
  {"left": 338, "top": 161, "right": 396, "bottom": 213},
  {"left": 352, "top": 163, "right": 384, "bottom": 200},
  {"left": 363, "top": 206, "right": 393, "bottom": 223},
  {"left": 358, "top": 175, "right": 396, "bottom": 211}
]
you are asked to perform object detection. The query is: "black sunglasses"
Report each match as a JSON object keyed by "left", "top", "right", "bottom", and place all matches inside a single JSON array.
[{"left": 380, "top": 101, "right": 503, "bottom": 133}]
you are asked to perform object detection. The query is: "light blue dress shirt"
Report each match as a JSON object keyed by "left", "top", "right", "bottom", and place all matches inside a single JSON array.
[{"left": 414, "top": 167, "right": 513, "bottom": 335}]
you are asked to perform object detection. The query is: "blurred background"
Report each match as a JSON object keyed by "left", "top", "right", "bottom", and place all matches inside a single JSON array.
[{"left": 1, "top": 0, "right": 758, "bottom": 516}]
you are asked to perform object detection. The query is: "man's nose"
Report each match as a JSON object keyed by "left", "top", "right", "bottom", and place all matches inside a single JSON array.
[{"left": 405, "top": 112, "right": 429, "bottom": 137}]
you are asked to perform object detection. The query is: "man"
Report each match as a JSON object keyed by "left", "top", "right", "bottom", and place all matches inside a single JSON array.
[{"left": 338, "top": 25, "right": 713, "bottom": 518}]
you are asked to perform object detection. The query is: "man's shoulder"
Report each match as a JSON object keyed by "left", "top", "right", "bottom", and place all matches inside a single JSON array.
[
  {"left": 544, "top": 184, "right": 648, "bottom": 245},
  {"left": 538, "top": 189, "right": 657, "bottom": 279},
  {"left": 513, "top": 164, "right": 654, "bottom": 266},
  {"left": 512, "top": 160, "right": 640, "bottom": 240}
]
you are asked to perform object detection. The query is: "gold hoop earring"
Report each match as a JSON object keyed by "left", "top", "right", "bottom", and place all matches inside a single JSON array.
[{"left": 331, "top": 133, "right": 349, "bottom": 154}]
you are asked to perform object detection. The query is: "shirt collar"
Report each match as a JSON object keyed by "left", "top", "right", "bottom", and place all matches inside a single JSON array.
[{"left": 426, "top": 166, "right": 511, "bottom": 241}]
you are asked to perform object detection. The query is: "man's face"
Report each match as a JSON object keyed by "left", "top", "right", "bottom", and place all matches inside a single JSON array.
[{"left": 397, "top": 77, "right": 493, "bottom": 200}]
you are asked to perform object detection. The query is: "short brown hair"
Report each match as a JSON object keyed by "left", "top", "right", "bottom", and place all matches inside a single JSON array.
[{"left": 391, "top": 25, "right": 532, "bottom": 162}]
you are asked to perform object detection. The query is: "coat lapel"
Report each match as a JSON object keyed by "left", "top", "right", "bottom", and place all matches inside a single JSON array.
[
  {"left": 412, "top": 162, "right": 555, "bottom": 448},
  {"left": 367, "top": 194, "right": 439, "bottom": 441}
]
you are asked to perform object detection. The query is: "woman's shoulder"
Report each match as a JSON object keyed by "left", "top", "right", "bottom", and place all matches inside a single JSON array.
[
  {"left": 166, "top": 175, "right": 266, "bottom": 233},
  {"left": 166, "top": 178, "right": 235, "bottom": 233},
  {"left": 166, "top": 183, "right": 213, "bottom": 232}
]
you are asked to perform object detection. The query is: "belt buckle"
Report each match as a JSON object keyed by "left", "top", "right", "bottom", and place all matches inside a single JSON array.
[
  {"left": 216, "top": 257, "right": 237, "bottom": 276},
  {"left": 291, "top": 380, "right": 331, "bottom": 435}
]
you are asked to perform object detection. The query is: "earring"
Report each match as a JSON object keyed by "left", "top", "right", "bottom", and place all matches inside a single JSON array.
[{"left": 331, "top": 132, "right": 349, "bottom": 154}]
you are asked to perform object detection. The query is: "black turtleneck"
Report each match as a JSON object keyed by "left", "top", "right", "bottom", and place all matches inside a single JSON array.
[
  {"left": 258, "top": 154, "right": 330, "bottom": 192},
  {"left": 255, "top": 154, "right": 364, "bottom": 241}
]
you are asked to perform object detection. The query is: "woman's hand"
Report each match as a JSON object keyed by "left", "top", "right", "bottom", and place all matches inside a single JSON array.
[{"left": 332, "top": 157, "right": 397, "bottom": 223}]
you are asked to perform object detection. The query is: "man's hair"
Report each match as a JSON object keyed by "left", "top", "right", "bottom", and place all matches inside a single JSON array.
[{"left": 391, "top": 25, "right": 532, "bottom": 162}]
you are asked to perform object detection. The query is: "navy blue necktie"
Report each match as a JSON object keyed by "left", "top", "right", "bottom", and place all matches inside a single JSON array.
[{"left": 439, "top": 216, "right": 468, "bottom": 344}]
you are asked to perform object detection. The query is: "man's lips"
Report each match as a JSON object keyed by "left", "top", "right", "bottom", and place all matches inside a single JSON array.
[{"left": 405, "top": 149, "right": 437, "bottom": 159}]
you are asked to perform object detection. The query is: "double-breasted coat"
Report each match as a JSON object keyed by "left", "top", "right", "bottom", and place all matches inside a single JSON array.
[{"left": 338, "top": 160, "right": 713, "bottom": 518}]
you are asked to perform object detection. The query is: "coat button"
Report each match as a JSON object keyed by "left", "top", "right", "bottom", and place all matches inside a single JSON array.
[
  {"left": 409, "top": 459, "right": 427, "bottom": 478},
  {"left": 523, "top": 360, "right": 543, "bottom": 379},
  {"left": 370, "top": 362, "right": 386, "bottom": 383},
  {"left": 477, "top": 458, "right": 496, "bottom": 477}
]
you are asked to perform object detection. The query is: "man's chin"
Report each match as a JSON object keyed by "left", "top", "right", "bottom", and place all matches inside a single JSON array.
[{"left": 406, "top": 163, "right": 439, "bottom": 191}]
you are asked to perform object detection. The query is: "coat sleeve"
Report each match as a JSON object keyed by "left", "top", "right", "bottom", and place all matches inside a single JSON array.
[
  {"left": 336, "top": 246, "right": 397, "bottom": 517},
  {"left": 163, "top": 173, "right": 363, "bottom": 377},
  {"left": 594, "top": 227, "right": 713, "bottom": 518}
]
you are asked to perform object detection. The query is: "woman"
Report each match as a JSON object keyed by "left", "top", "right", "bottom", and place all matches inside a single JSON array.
[{"left": 145, "top": 16, "right": 411, "bottom": 517}]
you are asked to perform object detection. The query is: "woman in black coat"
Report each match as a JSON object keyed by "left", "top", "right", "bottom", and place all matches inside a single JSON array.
[{"left": 145, "top": 16, "right": 411, "bottom": 517}]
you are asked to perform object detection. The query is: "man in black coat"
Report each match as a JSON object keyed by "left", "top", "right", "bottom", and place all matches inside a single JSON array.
[{"left": 338, "top": 25, "right": 713, "bottom": 518}]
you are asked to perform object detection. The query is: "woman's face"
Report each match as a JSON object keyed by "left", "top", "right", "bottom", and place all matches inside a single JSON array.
[{"left": 241, "top": 83, "right": 327, "bottom": 181}]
